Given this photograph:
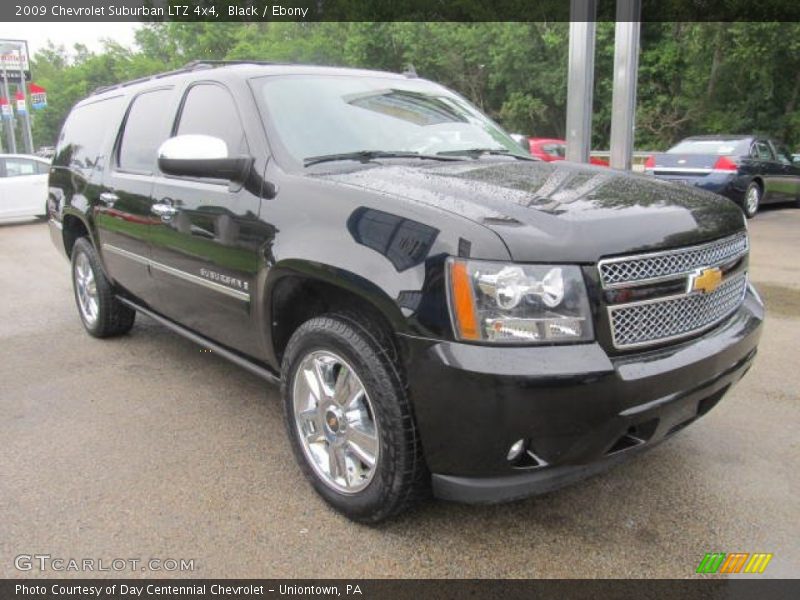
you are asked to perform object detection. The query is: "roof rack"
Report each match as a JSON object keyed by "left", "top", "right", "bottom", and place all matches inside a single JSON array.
[
  {"left": 91, "top": 59, "right": 277, "bottom": 96},
  {"left": 182, "top": 59, "right": 277, "bottom": 69}
]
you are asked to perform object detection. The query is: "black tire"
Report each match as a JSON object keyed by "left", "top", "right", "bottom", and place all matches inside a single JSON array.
[
  {"left": 70, "top": 237, "right": 135, "bottom": 338},
  {"left": 281, "top": 313, "right": 428, "bottom": 523},
  {"left": 743, "top": 181, "right": 761, "bottom": 218}
]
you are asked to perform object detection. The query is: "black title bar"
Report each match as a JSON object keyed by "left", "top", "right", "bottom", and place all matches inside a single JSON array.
[{"left": 5, "top": 0, "right": 800, "bottom": 22}]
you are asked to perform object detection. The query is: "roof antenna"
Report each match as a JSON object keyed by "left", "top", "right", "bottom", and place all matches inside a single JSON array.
[{"left": 402, "top": 64, "right": 417, "bottom": 78}]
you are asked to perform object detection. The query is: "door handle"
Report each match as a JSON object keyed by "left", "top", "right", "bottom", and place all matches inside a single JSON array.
[
  {"left": 151, "top": 203, "right": 178, "bottom": 218},
  {"left": 99, "top": 192, "right": 118, "bottom": 206}
]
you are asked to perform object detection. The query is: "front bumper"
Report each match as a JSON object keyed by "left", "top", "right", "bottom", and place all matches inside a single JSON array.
[{"left": 400, "top": 287, "right": 763, "bottom": 503}]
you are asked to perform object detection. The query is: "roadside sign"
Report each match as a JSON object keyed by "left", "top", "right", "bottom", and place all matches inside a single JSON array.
[
  {"left": 30, "top": 83, "right": 46, "bottom": 109},
  {"left": 0, "top": 40, "right": 31, "bottom": 82},
  {"left": 0, "top": 97, "right": 12, "bottom": 120},
  {"left": 15, "top": 90, "right": 26, "bottom": 114}
]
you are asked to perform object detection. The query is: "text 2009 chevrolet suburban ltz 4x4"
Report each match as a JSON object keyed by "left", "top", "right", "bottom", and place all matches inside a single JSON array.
[{"left": 48, "top": 62, "right": 763, "bottom": 522}]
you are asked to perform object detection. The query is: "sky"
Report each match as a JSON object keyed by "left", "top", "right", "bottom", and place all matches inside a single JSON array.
[{"left": 0, "top": 22, "right": 140, "bottom": 59}]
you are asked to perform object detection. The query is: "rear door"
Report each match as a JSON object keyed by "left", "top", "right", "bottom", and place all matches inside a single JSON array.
[
  {"left": 149, "top": 82, "right": 264, "bottom": 357},
  {"left": 96, "top": 87, "right": 177, "bottom": 306}
]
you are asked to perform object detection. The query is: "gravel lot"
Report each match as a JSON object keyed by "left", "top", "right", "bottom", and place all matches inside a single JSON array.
[{"left": 1, "top": 207, "right": 798, "bottom": 579}]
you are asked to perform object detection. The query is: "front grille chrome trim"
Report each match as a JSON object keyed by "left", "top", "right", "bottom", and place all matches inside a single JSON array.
[
  {"left": 598, "top": 232, "right": 749, "bottom": 289},
  {"left": 607, "top": 272, "right": 748, "bottom": 350}
]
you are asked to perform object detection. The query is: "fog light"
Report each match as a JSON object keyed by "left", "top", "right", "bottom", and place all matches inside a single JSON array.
[{"left": 507, "top": 439, "right": 526, "bottom": 462}]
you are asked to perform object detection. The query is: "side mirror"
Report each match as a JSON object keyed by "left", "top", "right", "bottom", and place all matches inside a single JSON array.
[
  {"left": 157, "top": 135, "right": 253, "bottom": 181},
  {"left": 509, "top": 133, "right": 530, "bottom": 153}
]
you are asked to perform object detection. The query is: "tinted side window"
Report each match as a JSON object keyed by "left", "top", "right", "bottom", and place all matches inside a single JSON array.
[
  {"left": 752, "top": 141, "right": 774, "bottom": 160},
  {"left": 769, "top": 141, "right": 793, "bottom": 165},
  {"left": 176, "top": 84, "right": 247, "bottom": 154},
  {"left": 54, "top": 96, "right": 124, "bottom": 175},
  {"left": 3, "top": 158, "right": 37, "bottom": 177},
  {"left": 118, "top": 89, "right": 174, "bottom": 173}
]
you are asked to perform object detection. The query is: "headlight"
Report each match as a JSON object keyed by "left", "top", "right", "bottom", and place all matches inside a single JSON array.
[{"left": 446, "top": 258, "right": 594, "bottom": 344}]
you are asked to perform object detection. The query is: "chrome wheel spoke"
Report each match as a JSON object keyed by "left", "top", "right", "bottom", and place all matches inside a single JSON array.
[
  {"left": 298, "top": 408, "right": 323, "bottom": 443},
  {"left": 302, "top": 366, "right": 323, "bottom": 402},
  {"left": 333, "top": 367, "right": 360, "bottom": 407},
  {"left": 313, "top": 357, "right": 335, "bottom": 398},
  {"left": 328, "top": 444, "right": 349, "bottom": 486},
  {"left": 346, "top": 426, "right": 378, "bottom": 468}
]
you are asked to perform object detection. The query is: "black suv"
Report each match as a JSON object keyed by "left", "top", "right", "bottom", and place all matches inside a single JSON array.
[{"left": 48, "top": 62, "right": 763, "bottom": 522}]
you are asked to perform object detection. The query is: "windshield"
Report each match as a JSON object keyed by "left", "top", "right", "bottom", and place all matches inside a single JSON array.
[
  {"left": 254, "top": 74, "right": 528, "bottom": 165},
  {"left": 668, "top": 139, "right": 750, "bottom": 156}
]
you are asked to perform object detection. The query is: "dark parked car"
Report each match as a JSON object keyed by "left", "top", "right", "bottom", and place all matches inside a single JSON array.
[
  {"left": 48, "top": 62, "right": 763, "bottom": 522},
  {"left": 644, "top": 135, "right": 800, "bottom": 217}
]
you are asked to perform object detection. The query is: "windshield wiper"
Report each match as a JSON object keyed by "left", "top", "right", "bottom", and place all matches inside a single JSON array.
[
  {"left": 437, "top": 148, "right": 536, "bottom": 161},
  {"left": 303, "top": 150, "right": 461, "bottom": 167}
]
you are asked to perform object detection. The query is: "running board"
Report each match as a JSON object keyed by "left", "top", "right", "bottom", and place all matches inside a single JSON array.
[{"left": 117, "top": 297, "right": 281, "bottom": 385}]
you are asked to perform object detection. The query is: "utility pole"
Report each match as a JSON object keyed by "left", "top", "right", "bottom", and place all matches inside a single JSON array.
[
  {"left": 17, "top": 46, "right": 33, "bottom": 153},
  {"left": 609, "top": 0, "right": 642, "bottom": 170},
  {"left": 1, "top": 59, "right": 17, "bottom": 154},
  {"left": 565, "top": 0, "right": 597, "bottom": 163}
]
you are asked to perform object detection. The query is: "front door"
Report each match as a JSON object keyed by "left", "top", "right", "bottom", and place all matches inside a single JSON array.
[
  {"left": 750, "top": 139, "right": 789, "bottom": 202},
  {"left": 96, "top": 87, "right": 176, "bottom": 307},
  {"left": 769, "top": 140, "right": 800, "bottom": 201},
  {"left": 149, "top": 82, "right": 265, "bottom": 358}
]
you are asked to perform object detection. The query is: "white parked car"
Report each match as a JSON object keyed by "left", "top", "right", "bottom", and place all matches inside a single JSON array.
[{"left": 0, "top": 154, "right": 50, "bottom": 222}]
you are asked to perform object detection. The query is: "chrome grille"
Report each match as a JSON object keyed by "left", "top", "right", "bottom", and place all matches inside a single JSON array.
[
  {"left": 599, "top": 232, "right": 748, "bottom": 288},
  {"left": 608, "top": 272, "right": 747, "bottom": 349}
]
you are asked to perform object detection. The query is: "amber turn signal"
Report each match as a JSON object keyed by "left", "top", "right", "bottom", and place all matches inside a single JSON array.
[{"left": 449, "top": 260, "right": 480, "bottom": 340}]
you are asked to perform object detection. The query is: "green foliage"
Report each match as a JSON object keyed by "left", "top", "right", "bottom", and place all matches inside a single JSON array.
[{"left": 28, "top": 22, "right": 800, "bottom": 152}]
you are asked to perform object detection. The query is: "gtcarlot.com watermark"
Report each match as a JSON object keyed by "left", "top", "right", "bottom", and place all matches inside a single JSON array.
[{"left": 15, "top": 554, "right": 195, "bottom": 573}]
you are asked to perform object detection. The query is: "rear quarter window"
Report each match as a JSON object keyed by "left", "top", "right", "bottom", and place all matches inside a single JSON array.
[{"left": 54, "top": 96, "right": 125, "bottom": 176}]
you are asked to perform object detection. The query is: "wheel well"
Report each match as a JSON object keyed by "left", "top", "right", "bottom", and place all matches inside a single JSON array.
[
  {"left": 751, "top": 177, "right": 764, "bottom": 192},
  {"left": 270, "top": 276, "right": 399, "bottom": 365},
  {"left": 62, "top": 215, "right": 89, "bottom": 258}
]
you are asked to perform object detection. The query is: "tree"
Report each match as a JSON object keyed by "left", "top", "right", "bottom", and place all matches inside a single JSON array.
[{"left": 27, "top": 22, "right": 800, "bottom": 152}]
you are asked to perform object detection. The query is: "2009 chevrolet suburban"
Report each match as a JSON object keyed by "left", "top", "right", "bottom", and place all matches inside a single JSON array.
[{"left": 48, "top": 61, "right": 763, "bottom": 522}]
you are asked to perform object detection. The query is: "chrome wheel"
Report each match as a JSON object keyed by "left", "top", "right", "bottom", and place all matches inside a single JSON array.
[
  {"left": 74, "top": 252, "right": 98, "bottom": 327},
  {"left": 292, "top": 350, "right": 379, "bottom": 494},
  {"left": 745, "top": 185, "right": 760, "bottom": 216}
]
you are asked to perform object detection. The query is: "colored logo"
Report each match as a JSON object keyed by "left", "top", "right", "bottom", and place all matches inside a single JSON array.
[
  {"left": 696, "top": 552, "right": 773, "bottom": 574},
  {"left": 688, "top": 266, "right": 723, "bottom": 295}
]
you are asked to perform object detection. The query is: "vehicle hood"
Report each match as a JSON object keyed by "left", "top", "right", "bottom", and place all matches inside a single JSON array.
[{"left": 314, "top": 160, "right": 745, "bottom": 263}]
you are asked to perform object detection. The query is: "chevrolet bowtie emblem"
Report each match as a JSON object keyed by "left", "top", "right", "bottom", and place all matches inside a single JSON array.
[{"left": 689, "top": 267, "right": 723, "bottom": 294}]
